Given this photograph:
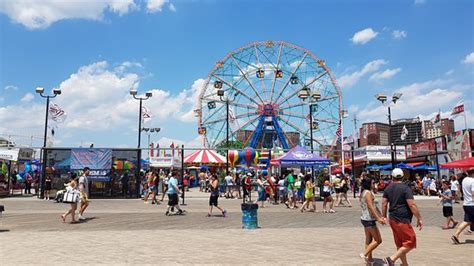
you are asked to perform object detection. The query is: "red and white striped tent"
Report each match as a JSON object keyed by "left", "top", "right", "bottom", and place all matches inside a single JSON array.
[{"left": 184, "top": 149, "right": 226, "bottom": 165}]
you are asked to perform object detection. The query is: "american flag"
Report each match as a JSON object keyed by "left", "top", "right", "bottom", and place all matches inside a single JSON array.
[{"left": 336, "top": 122, "right": 342, "bottom": 142}]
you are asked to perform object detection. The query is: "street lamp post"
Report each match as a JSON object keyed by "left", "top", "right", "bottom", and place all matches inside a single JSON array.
[
  {"left": 298, "top": 87, "right": 321, "bottom": 154},
  {"left": 130, "top": 89, "right": 152, "bottom": 197},
  {"left": 298, "top": 87, "right": 321, "bottom": 183},
  {"left": 341, "top": 110, "right": 349, "bottom": 174},
  {"left": 376, "top": 93, "right": 402, "bottom": 169},
  {"left": 216, "top": 88, "right": 236, "bottom": 175},
  {"left": 35, "top": 87, "right": 61, "bottom": 198}
]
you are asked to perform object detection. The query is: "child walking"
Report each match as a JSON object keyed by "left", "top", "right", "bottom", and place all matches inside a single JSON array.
[{"left": 439, "top": 181, "right": 458, "bottom": 229}]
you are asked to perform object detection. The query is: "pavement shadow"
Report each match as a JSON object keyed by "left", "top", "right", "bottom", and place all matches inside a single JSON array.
[
  {"left": 372, "top": 258, "right": 386, "bottom": 266},
  {"left": 0, "top": 229, "right": 10, "bottom": 233},
  {"left": 80, "top": 217, "right": 98, "bottom": 223},
  {"left": 464, "top": 239, "right": 474, "bottom": 244}
]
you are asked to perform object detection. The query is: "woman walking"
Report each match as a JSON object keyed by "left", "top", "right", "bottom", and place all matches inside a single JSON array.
[
  {"left": 322, "top": 180, "right": 335, "bottom": 213},
  {"left": 256, "top": 174, "right": 267, "bottom": 208},
  {"left": 61, "top": 175, "right": 79, "bottom": 224},
  {"left": 207, "top": 174, "right": 227, "bottom": 217},
  {"left": 360, "top": 178, "right": 385, "bottom": 264},
  {"left": 300, "top": 174, "right": 317, "bottom": 212},
  {"left": 336, "top": 175, "right": 353, "bottom": 207}
]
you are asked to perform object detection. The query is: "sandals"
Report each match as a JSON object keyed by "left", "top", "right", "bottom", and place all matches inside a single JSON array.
[
  {"left": 442, "top": 225, "right": 450, "bottom": 230},
  {"left": 451, "top": 235, "right": 461, "bottom": 244},
  {"left": 60, "top": 215, "right": 66, "bottom": 223}
]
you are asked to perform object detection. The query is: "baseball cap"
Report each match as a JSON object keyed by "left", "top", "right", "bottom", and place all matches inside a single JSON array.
[{"left": 391, "top": 168, "right": 404, "bottom": 178}]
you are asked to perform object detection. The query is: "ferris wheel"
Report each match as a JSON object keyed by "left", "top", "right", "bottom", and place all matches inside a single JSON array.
[{"left": 196, "top": 41, "right": 343, "bottom": 152}]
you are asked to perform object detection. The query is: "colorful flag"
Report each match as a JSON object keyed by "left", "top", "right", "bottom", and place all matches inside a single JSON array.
[
  {"left": 49, "top": 103, "right": 67, "bottom": 123},
  {"left": 400, "top": 125, "right": 409, "bottom": 141},
  {"left": 142, "top": 106, "right": 151, "bottom": 123},
  {"left": 170, "top": 142, "right": 175, "bottom": 157},
  {"left": 431, "top": 112, "right": 441, "bottom": 128},
  {"left": 421, "top": 119, "right": 426, "bottom": 139},
  {"left": 336, "top": 122, "right": 342, "bottom": 143},
  {"left": 450, "top": 102, "right": 464, "bottom": 117},
  {"left": 149, "top": 142, "right": 154, "bottom": 158}
]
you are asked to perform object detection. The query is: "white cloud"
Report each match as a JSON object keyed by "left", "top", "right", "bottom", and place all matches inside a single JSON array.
[
  {"left": 392, "top": 30, "right": 407, "bottom": 40},
  {"left": 0, "top": 0, "right": 137, "bottom": 29},
  {"left": 338, "top": 59, "right": 387, "bottom": 88},
  {"left": 369, "top": 68, "right": 402, "bottom": 82},
  {"left": 146, "top": 0, "right": 168, "bottom": 13},
  {"left": 445, "top": 69, "right": 454, "bottom": 76},
  {"left": 0, "top": 61, "right": 203, "bottom": 147},
  {"left": 169, "top": 3, "right": 176, "bottom": 12},
  {"left": 350, "top": 28, "right": 378, "bottom": 45},
  {"left": 4, "top": 85, "right": 18, "bottom": 91},
  {"left": 414, "top": 0, "right": 426, "bottom": 5},
  {"left": 462, "top": 52, "right": 474, "bottom": 64},
  {"left": 356, "top": 79, "right": 471, "bottom": 127},
  {"left": 20, "top": 92, "right": 34, "bottom": 102}
]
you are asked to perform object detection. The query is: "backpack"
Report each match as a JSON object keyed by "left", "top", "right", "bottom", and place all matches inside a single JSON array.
[{"left": 283, "top": 176, "right": 289, "bottom": 187}]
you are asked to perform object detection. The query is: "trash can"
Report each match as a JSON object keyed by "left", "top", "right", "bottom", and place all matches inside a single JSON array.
[{"left": 241, "top": 203, "right": 259, "bottom": 229}]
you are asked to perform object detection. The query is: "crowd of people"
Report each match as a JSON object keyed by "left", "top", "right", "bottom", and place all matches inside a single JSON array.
[{"left": 54, "top": 166, "right": 473, "bottom": 266}]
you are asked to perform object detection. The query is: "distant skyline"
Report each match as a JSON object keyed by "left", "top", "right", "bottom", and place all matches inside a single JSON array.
[{"left": 0, "top": 0, "right": 473, "bottom": 148}]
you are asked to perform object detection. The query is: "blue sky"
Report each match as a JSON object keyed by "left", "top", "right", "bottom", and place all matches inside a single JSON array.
[{"left": 0, "top": 0, "right": 473, "bottom": 149}]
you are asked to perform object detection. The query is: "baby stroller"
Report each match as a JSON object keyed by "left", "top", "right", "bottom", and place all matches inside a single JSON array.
[{"left": 54, "top": 183, "right": 69, "bottom": 203}]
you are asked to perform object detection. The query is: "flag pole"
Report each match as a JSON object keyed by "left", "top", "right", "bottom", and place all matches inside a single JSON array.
[
  {"left": 341, "top": 120, "right": 345, "bottom": 175},
  {"left": 463, "top": 110, "right": 468, "bottom": 130}
]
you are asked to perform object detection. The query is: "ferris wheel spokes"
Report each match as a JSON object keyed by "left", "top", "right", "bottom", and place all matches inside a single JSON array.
[
  {"left": 210, "top": 74, "right": 260, "bottom": 105},
  {"left": 272, "top": 52, "right": 309, "bottom": 104},
  {"left": 276, "top": 70, "right": 328, "bottom": 106},
  {"left": 270, "top": 43, "right": 284, "bottom": 104},
  {"left": 230, "top": 57, "right": 265, "bottom": 103}
]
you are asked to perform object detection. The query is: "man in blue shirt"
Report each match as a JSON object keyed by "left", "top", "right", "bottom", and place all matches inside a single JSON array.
[{"left": 166, "top": 171, "right": 184, "bottom": 216}]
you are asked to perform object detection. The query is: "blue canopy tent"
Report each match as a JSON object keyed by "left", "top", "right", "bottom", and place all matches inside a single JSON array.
[
  {"left": 396, "top": 163, "right": 413, "bottom": 169},
  {"left": 366, "top": 164, "right": 382, "bottom": 170},
  {"left": 412, "top": 164, "right": 438, "bottom": 171}
]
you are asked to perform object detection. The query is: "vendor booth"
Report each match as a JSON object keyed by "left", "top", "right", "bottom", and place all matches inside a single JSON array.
[{"left": 0, "top": 148, "right": 35, "bottom": 196}]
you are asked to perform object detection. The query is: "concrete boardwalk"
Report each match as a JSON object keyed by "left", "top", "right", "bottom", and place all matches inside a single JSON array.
[{"left": 0, "top": 189, "right": 473, "bottom": 265}]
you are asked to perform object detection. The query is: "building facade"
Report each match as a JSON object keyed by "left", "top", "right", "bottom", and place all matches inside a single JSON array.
[{"left": 423, "top": 119, "right": 455, "bottom": 139}]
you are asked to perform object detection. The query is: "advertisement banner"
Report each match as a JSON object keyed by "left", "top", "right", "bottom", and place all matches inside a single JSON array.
[
  {"left": 70, "top": 148, "right": 112, "bottom": 170},
  {"left": 446, "top": 130, "right": 471, "bottom": 161},
  {"left": 0, "top": 148, "right": 19, "bottom": 161},
  {"left": 406, "top": 139, "right": 436, "bottom": 159},
  {"left": 353, "top": 146, "right": 406, "bottom": 162}
]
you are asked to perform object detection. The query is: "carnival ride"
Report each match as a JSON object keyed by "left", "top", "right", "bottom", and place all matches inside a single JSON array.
[{"left": 196, "top": 41, "right": 342, "bottom": 153}]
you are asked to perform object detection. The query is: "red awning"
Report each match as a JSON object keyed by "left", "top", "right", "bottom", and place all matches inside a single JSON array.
[{"left": 440, "top": 157, "right": 474, "bottom": 169}]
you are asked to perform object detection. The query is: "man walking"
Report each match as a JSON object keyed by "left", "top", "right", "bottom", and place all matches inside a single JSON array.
[
  {"left": 78, "top": 167, "right": 90, "bottom": 221},
  {"left": 165, "top": 171, "right": 184, "bottom": 216},
  {"left": 382, "top": 168, "right": 423, "bottom": 266},
  {"left": 451, "top": 169, "right": 474, "bottom": 244},
  {"left": 285, "top": 171, "right": 296, "bottom": 209}
]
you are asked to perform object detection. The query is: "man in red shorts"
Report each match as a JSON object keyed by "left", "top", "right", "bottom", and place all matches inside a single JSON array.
[{"left": 382, "top": 168, "right": 423, "bottom": 266}]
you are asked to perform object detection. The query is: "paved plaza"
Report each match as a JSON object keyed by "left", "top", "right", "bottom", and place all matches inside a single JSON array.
[{"left": 1, "top": 189, "right": 473, "bottom": 265}]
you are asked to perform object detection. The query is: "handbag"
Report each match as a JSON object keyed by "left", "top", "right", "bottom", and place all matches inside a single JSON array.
[{"left": 62, "top": 190, "right": 79, "bottom": 203}]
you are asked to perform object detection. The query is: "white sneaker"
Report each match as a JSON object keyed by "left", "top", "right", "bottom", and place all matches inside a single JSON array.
[{"left": 78, "top": 214, "right": 85, "bottom": 221}]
